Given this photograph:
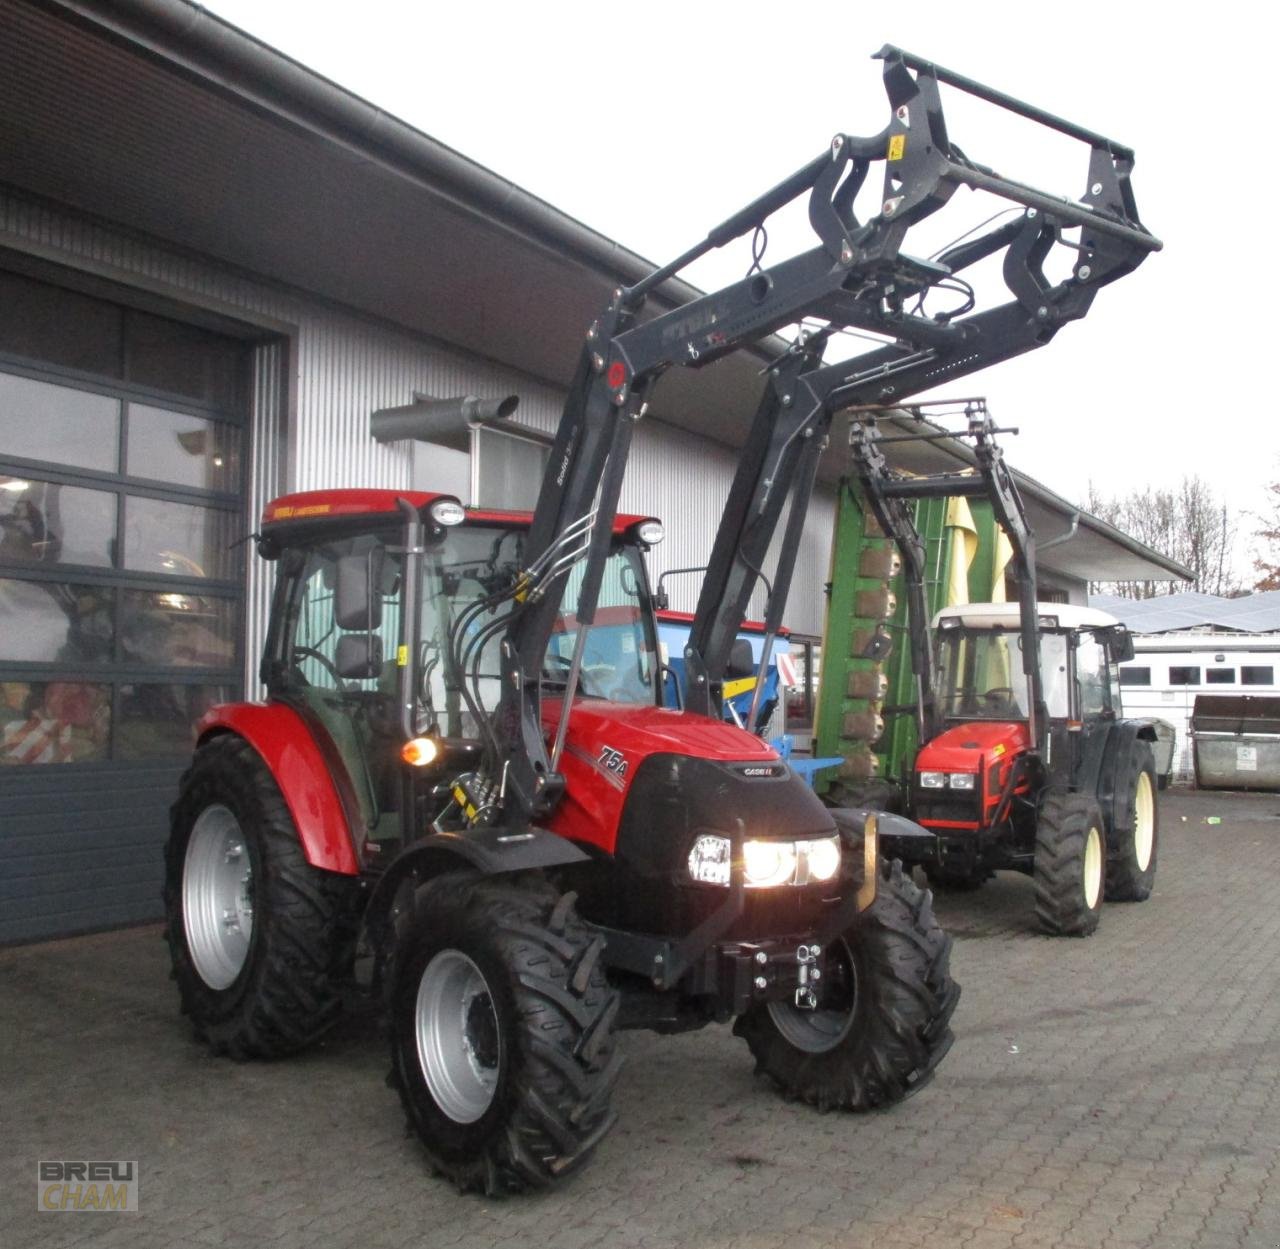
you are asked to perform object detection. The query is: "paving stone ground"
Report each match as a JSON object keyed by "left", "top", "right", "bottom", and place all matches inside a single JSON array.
[{"left": 2, "top": 786, "right": 1278, "bottom": 1248}]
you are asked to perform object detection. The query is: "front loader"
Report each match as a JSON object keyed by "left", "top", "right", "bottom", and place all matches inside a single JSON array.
[{"left": 164, "top": 47, "right": 1160, "bottom": 1192}]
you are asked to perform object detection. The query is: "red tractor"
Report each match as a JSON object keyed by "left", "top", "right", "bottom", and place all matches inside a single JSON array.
[
  {"left": 845, "top": 404, "right": 1158, "bottom": 935},
  {"left": 164, "top": 47, "right": 1159, "bottom": 1191}
]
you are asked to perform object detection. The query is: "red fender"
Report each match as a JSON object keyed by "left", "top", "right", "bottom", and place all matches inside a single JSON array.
[{"left": 196, "top": 703, "right": 360, "bottom": 876}]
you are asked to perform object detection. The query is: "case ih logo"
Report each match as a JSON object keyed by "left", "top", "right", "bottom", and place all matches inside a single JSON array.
[
  {"left": 734, "top": 763, "right": 786, "bottom": 779},
  {"left": 598, "top": 745, "right": 628, "bottom": 778}
]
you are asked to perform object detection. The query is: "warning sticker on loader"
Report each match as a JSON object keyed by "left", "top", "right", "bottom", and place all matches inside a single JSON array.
[
  {"left": 1237, "top": 745, "right": 1258, "bottom": 771},
  {"left": 887, "top": 134, "right": 905, "bottom": 161}
]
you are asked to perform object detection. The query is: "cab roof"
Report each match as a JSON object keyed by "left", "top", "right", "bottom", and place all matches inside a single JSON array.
[
  {"left": 932, "top": 602, "right": 1124, "bottom": 631},
  {"left": 262, "top": 489, "right": 658, "bottom": 536},
  {"left": 656, "top": 609, "right": 790, "bottom": 637}
]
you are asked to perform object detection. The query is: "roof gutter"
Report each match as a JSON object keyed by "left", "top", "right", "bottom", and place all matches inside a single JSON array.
[{"left": 43, "top": 0, "right": 787, "bottom": 361}]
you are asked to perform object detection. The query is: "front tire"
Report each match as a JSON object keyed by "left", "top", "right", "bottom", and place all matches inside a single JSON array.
[
  {"left": 389, "top": 874, "right": 621, "bottom": 1195},
  {"left": 1106, "top": 742, "right": 1158, "bottom": 901},
  {"left": 164, "top": 734, "right": 356, "bottom": 1057},
  {"left": 1033, "top": 790, "right": 1105, "bottom": 937},
  {"left": 733, "top": 860, "right": 959, "bottom": 1111}
]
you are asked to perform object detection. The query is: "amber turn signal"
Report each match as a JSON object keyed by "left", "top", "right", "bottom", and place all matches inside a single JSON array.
[{"left": 401, "top": 737, "right": 440, "bottom": 767}]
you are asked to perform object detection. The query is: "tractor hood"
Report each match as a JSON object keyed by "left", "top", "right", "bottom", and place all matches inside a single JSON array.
[
  {"left": 916, "top": 720, "right": 1032, "bottom": 773},
  {"left": 539, "top": 699, "right": 808, "bottom": 855}
]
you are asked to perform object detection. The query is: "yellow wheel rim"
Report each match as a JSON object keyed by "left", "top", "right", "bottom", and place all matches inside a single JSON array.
[
  {"left": 1134, "top": 771, "right": 1155, "bottom": 872},
  {"left": 1084, "top": 825, "right": 1103, "bottom": 910}
]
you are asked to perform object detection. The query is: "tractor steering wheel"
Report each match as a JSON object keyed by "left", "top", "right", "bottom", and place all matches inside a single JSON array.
[{"left": 982, "top": 686, "right": 1015, "bottom": 711}]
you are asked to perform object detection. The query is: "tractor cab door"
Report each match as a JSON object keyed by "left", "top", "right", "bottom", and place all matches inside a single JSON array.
[
  {"left": 1070, "top": 629, "right": 1117, "bottom": 791},
  {"left": 272, "top": 530, "right": 406, "bottom": 843}
]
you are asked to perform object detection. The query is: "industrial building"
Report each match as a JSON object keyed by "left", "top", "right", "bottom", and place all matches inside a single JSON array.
[{"left": 0, "top": 0, "right": 1187, "bottom": 942}]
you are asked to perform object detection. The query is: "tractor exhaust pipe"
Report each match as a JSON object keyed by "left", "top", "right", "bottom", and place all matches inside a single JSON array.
[{"left": 370, "top": 394, "right": 519, "bottom": 452}]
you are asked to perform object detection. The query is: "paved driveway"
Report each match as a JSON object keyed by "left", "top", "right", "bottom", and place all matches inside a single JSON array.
[{"left": 2, "top": 787, "right": 1278, "bottom": 1248}]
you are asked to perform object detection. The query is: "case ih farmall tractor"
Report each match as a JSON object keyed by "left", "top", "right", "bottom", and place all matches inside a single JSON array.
[
  {"left": 164, "top": 48, "right": 1159, "bottom": 1192},
  {"left": 845, "top": 404, "right": 1158, "bottom": 935}
]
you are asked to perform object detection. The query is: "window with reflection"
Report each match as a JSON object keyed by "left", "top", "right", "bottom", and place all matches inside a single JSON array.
[
  {"left": 124, "top": 496, "right": 238, "bottom": 580},
  {"left": 0, "top": 476, "right": 117, "bottom": 567},
  {"left": 0, "top": 680, "right": 111, "bottom": 764},
  {"left": 0, "top": 578, "right": 114, "bottom": 664},
  {"left": 126, "top": 404, "right": 242, "bottom": 491}
]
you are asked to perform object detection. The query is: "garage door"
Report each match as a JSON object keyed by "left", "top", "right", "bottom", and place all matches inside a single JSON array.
[{"left": 0, "top": 270, "right": 249, "bottom": 942}]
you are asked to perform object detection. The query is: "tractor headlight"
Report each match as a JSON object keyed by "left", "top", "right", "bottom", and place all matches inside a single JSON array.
[
  {"left": 634, "top": 519, "right": 665, "bottom": 545},
  {"left": 743, "top": 839, "right": 797, "bottom": 888},
  {"left": 687, "top": 834, "right": 841, "bottom": 887},
  {"left": 949, "top": 772, "right": 976, "bottom": 790},
  {"left": 802, "top": 835, "right": 842, "bottom": 883},
  {"left": 688, "top": 834, "right": 731, "bottom": 885},
  {"left": 919, "top": 771, "right": 946, "bottom": 789},
  {"left": 428, "top": 498, "right": 466, "bottom": 527}
]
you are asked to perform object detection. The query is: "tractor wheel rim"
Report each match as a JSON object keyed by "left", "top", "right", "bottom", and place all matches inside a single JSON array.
[
  {"left": 765, "top": 941, "right": 858, "bottom": 1054},
  {"left": 1084, "top": 824, "right": 1103, "bottom": 910},
  {"left": 415, "top": 950, "right": 501, "bottom": 1124},
  {"left": 183, "top": 804, "right": 254, "bottom": 991},
  {"left": 1134, "top": 772, "right": 1155, "bottom": 871}
]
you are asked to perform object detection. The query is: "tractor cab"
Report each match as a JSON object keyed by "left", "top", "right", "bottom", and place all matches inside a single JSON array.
[{"left": 255, "top": 489, "right": 665, "bottom": 855}]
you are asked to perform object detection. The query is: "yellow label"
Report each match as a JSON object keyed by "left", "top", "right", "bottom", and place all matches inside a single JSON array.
[
  {"left": 722, "top": 676, "right": 757, "bottom": 701},
  {"left": 992, "top": 743, "right": 1006, "bottom": 757},
  {"left": 397, "top": 645, "right": 408, "bottom": 667},
  {"left": 888, "top": 134, "right": 905, "bottom": 161}
]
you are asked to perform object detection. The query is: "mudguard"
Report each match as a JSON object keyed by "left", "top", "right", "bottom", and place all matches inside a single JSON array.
[
  {"left": 196, "top": 703, "right": 360, "bottom": 875},
  {"left": 1086, "top": 718, "right": 1157, "bottom": 847},
  {"left": 356, "top": 828, "right": 592, "bottom": 996}
]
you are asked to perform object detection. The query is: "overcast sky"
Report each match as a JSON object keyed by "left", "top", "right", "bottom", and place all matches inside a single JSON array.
[{"left": 203, "top": 0, "right": 1276, "bottom": 577}]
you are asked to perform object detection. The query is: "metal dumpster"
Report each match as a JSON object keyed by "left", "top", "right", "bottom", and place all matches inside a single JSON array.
[{"left": 1190, "top": 695, "right": 1280, "bottom": 791}]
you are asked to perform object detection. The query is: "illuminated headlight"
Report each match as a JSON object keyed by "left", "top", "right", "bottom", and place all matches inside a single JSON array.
[
  {"left": 428, "top": 498, "right": 466, "bottom": 527},
  {"left": 802, "top": 835, "right": 842, "bottom": 883},
  {"left": 744, "top": 839, "right": 798, "bottom": 888},
  {"left": 635, "top": 519, "right": 665, "bottom": 545},
  {"left": 919, "top": 771, "right": 946, "bottom": 789},
  {"left": 949, "top": 772, "right": 976, "bottom": 790},
  {"left": 688, "top": 834, "right": 731, "bottom": 885},
  {"left": 687, "top": 834, "right": 841, "bottom": 887}
]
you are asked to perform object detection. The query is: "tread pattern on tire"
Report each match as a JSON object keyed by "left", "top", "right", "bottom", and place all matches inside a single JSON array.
[
  {"left": 734, "top": 859, "right": 959, "bottom": 1112},
  {"left": 1033, "top": 789, "right": 1104, "bottom": 937},
  {"left": 164, "top": 734, "right": 356, "bottom": 1059},
  {"left": 1106, "top": 741, "right": 1158, "bottom": 902},
  {"left": 389, "top": 874, "right": 621, "bottom": 1196}
]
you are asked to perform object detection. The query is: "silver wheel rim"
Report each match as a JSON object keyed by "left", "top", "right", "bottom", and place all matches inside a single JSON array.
[
  {"left": 1134, "top": 772, "right": 1155, "bottom": 871},
  {"left": 183, "top": 805, "right": 253, "bottom": 991},
  {"left": 414, "top": 950, "right": 502, "bottom": 1124},
  {"left": 765, "top": 942, "right": 858, "bottom": 1054},
  {"left": 1084, "top": 824, "right": 1103, "bottom": 910}
]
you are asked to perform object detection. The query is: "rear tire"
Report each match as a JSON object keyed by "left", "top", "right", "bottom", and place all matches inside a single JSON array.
[
  {"left": 733, "top": 860, "right": 959, "bottom": 1111},
  {"left": 388, "top": 874, "right": 621, "bottom": 1195},
  {"left": 1106, "top": 742, "right": 1158, "bottom": 902},
  {"left": 1033, "top": 790, "right": 1105, "bottom": 937},
  {"left": 164, "top": 735, "right": 356, "bottom": 1058}
]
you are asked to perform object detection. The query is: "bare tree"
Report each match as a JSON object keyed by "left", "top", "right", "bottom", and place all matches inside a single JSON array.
[
  {"left": 1251, "top": 467, "right": 1280, "bottom": 591},
  {"left": 1086, "top": 475, "right": 1240, "bottom": 598}
]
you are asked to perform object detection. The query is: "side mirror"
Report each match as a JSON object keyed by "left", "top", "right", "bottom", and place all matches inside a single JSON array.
[
  {"left": 726, "top": 638, "right": 756, "bottom": 679},
  {"left": 335, "top": 634, "right": 383, "bottom": 680},
  {"left": 1103, "top": 626, "right": 1135, "bottom": 663},
  {"left": 335, "top": 549, "right": 383, "bottom": 631}
]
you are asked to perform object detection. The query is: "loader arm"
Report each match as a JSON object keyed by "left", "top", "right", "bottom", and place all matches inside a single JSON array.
[{"left": 474, "top": 45, "right": 1159, "bottom": 827}]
